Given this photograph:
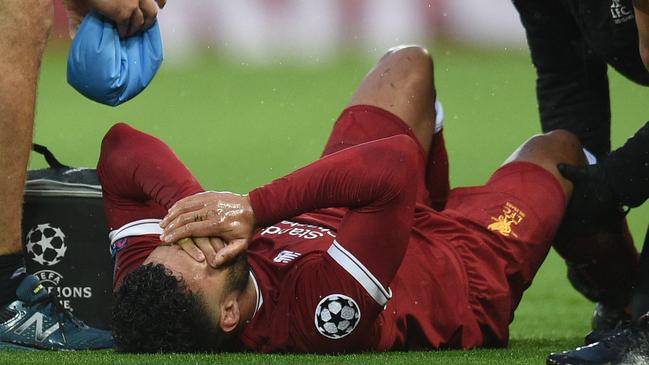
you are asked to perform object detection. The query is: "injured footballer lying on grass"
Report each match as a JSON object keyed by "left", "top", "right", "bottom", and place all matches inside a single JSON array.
[{"left": 101, "top": 45, "right": 637, "bottom": 353}]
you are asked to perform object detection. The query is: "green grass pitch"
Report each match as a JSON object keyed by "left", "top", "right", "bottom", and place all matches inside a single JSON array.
[{"left": 4, "top": 42, "right": 648, "bottom": 365}]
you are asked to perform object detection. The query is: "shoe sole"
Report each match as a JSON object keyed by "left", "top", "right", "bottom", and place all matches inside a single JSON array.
[{"left": 0, "top": 341, "right": 42, "bottom": 351}]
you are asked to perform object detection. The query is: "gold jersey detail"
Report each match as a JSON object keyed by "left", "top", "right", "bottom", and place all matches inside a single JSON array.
[{"left": 487, "top": 202, "right": 526, "bottom": 238}]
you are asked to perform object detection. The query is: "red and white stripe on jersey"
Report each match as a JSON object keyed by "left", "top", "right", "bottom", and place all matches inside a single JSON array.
[
  {"left": 327, "top": 240, "right": 392, "bottom": 306},
  {"left": 109, "top": 218, "right": 163, "bottom": 246}
]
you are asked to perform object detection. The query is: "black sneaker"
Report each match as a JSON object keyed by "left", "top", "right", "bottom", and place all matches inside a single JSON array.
[
  {"left": 586, "top": 303, "right": 632, "bottom": 344},
  {"left": 547, "top": 317, "right": 649, "bottom": 365},
  {"left": 0, "top": 275, "right": 113, "bottom": 350}
]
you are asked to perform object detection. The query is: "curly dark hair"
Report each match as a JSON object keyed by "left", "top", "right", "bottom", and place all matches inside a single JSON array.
[{"left": 112, "top": 263, "right": 223, "bottom": 353}]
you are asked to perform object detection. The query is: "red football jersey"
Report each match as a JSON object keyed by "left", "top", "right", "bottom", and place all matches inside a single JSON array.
[
  {"left": 237, "top": 130, "right": 492, "bottom": 352},
  {"left": 238, "top": 204, "right": 484, "bottom": 353},
  {"left": 102, "top": 120, "right": 564, "bottom": 353}
]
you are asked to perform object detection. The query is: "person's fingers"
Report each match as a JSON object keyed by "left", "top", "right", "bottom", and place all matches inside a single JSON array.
[
  {"left": 161, "top": 196, "right": 206, "bottom": 228},
  {"left": 161, "top": 221, "right": 217, "bottom": 243},
  {"left": 167, "top": 209, "right": 209, "bottom": 231},
  {"left": 155, "top": 0, "right": 167, "bottom": 9},
  {"left": 192, "top": 237, "right": 218, "bottom": 266},
  {"left": 68, "top": 17, "right": 82, "bottom": 39},
  {"left": 162, "top": 205, "right": 201, "bottom": 229},
  {"left": 557, "top": 163, "right": 584, "bottom": 182},
  {"left": 62, "top": 0, "right": 90, "bottom": 38},
  {"left": 117, "top": 15, "right": 131, "bottom": 38},
  {"left": 176, "top": 238, "right": 205, "bottom": 262},
  {"left": 203, "top": 237, "right": 226, "bottom": 267},
  {"left": 210, "top": 237, "right": 226, "bottom": 253},
  {"left": 162, "top": 207, "right": 222, "bottom": 240},
  {"left": 212, "top": 239, "right": 247, "bottom": 267},
  {"left": 126, "top": 7, "right": 145, "bottom": 37},
  {"left": 140, "top": 0, "right": 158, "bottom": 30}
]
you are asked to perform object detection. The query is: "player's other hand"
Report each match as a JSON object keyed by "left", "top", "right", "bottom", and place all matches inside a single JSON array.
[
  {"left": 160, "top": 191, "right": 256, "bottom": 267},
  {"left": 63, "top": 0, "right": 167, "bottom": 39},
  {"left": 174, "top": 237, "right": 226, "bottom": 267},
  {"left": 557, "top": 162, "right": 624, "bottom": 225}
]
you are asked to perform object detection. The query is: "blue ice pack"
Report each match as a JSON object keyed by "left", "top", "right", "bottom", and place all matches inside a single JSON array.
[{"left": 67, "top": 11, "right": 164, "bottom": 106}]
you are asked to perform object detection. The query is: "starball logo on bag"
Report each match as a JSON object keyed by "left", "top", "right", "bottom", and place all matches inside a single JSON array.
[
  {"left": 25, "top": 223, "right": 93, "bottom": 311},
  {"left": 25, "top": 223, "right": 67, "bottom": 266}
]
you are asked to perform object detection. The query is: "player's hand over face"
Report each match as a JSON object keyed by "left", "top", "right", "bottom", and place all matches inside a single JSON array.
[
  {"left": 558, "top": 162, "right": 625, "bottom": 226},
  {"left": 63, "top": 0, "right": 167, "bottom": 38},
  {"left": 160, "top": 192, "right": 256, "bottom": 267},
  {"left": 174, "top": 237, "right": 226, "bottom": 267}
]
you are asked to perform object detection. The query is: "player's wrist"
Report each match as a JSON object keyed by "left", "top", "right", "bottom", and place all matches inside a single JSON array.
[{"left": 241, "top": 194, "right": 256, "bottom": 230}]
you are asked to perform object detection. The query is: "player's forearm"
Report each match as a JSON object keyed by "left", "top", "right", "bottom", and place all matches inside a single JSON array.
[
  {"left": 634, "top": 0, "right": 649, "bottom": 72},
  {"left": 249, "top": 135, "right": 420, "bottom": 227},
  {"left": 604, "top": 121, "right": 649, "bottom": 207}
]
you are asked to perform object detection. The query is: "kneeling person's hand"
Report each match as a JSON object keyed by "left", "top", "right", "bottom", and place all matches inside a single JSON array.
[{"left": 558, "top": 162, "right": 624, "bottom": 226}]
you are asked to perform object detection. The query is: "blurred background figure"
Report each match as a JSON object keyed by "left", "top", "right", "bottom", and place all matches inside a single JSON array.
[{"left": 50, "top": 0, "right": 527, "bottom": 63}]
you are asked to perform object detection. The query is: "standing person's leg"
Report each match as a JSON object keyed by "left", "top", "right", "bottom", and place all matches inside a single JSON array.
[
  {"left": 631, "top": 226, "right": 649, "bottom": 319},
  {"left": 0, "top": 0, "right": 53, "bottom": 303},
  {"left": 513, "top": 0, "right": 637, "bottom": 331},
  {"left": 0, "top": 1, "right": 114, "bottom": 351}
]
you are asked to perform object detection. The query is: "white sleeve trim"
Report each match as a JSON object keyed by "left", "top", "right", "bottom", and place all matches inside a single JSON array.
[
  {"left": 108, "top": 219, "right": 164, "bottom": 245},
  {"left": 326, "top": 240, "right": 392, "bottom": 306}
]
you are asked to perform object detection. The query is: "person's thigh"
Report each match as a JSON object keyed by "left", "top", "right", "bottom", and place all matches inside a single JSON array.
[
  {"left": 317, "top": 47, "right": 438, "bottom": 205},
  {"left": 442, "top": 161, "right": 566, "bottom": 343},
  {"left": 0, "top": 0, "right": 53, "bottom": 253},
  {"left": 346, "top": 46, "right": 437, "bottom": 156},
  {"left": 319, "top": 106, "right": 431, "bottom": 206},
  {"left": 446, "top": 161, "right": 566, "bottom": 268},
  {"left": 439, "top": 131, "right": 585, "bottom": 339}
]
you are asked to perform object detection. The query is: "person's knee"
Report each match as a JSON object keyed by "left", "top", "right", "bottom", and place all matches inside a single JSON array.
[
  {"left": 0, "top": 0, "right": 54, "bottom": 54},
  {"left": 383, "top": 45, "right": 431, "bottom": 62},
  {"left": 508, "top": 129, "right": 583, "bottom": 171},
  {"left": 382, "top": 45, "right": 435, "bottom": 89},
  {"left": 544, "top": 129, "right": 583, "bottom": 162},
  {"left": 103, "top": 123, "right": 134, "bottom": 145}
]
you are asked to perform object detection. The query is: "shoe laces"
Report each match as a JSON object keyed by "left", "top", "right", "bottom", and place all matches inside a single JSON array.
[{"left": 36, "top": 290, "right": 86, "bottom": 335}]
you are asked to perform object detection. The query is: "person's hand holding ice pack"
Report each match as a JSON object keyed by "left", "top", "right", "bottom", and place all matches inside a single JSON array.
[{"left": 66, "top": 2, "right": 165, "bottom": 106}]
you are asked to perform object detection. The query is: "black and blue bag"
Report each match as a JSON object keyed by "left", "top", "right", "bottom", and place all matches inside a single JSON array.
[{"left": 21, "top": 144, "right": 113, "bottom": 329}]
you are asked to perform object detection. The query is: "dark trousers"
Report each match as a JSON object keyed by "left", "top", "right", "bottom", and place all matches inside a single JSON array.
[{"left": 512, "top": 0, "right": 649, "bottom": 158}]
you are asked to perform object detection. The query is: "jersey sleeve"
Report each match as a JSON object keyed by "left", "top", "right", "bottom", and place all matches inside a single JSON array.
[
  {"left": 604, "top": 121, "right": 649, "bottom": 207},
  {"left": 249, "top": 135, "right": 421, "bottom": 295}
]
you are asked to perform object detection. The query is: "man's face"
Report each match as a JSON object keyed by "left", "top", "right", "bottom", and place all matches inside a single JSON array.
[{"left": 144, "top": 244, "right": 249, "bottom": 331}]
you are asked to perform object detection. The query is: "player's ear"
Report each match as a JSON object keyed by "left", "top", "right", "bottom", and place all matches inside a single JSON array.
[{"left": 219, "top": 292, "right": 241, "bottom": 333}]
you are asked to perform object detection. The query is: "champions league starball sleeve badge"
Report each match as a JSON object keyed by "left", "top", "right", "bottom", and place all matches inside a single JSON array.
[{"left": 66, "top": 11, "right": 164, "bottom": 107}]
